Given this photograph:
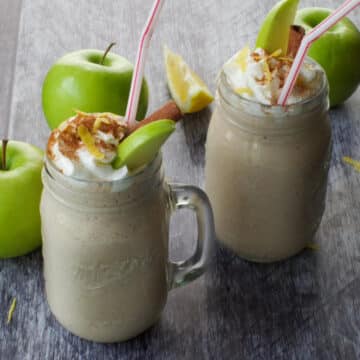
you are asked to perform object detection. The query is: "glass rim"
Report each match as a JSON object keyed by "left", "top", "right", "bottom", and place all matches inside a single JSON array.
[{"left": 43, "top": 152, "right": 163, "bottom": 186}]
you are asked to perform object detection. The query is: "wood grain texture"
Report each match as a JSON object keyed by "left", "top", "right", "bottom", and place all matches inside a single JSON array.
[
  {"left": 0, "top": 0, "right": 360, "bottom": 359},
  {"left": 0, "top": 0, "right": 22, "bottom": 139}
]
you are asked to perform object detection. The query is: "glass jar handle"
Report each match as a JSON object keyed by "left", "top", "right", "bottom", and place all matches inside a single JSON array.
[{"left": 167, "top": 184, "right": 215, "bottom": 289}]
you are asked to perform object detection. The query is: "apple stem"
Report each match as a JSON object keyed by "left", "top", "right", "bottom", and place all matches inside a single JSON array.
[
  {"left": 100, "top": 42, "right": 116, "bottom": 65},
  {"left": 1, "top": 139, "right": 8, "bottom": 170}
]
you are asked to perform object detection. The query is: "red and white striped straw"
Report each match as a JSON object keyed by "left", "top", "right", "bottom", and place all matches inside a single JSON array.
[
  {"left": 278, "top": 0, "right": 360, "bottom": 106},
  {"left": 125, "top": 0, "right": 165, "bottom": 127}
]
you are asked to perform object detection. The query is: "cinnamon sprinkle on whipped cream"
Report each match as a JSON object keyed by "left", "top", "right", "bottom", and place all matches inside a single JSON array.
[
  {"left": 223, "top": 47, "right": 322, "bottom": 105},
  {"left": 47, "top": 111, "right": 129, "bottom": 180}
]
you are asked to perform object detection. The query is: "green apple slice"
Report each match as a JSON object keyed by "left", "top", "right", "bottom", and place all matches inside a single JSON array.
[
  {"left": 112, "top": 119, "right": 176, "bottom": 170},
  {"left": 256, "top": 0, "right": 299, "bottom": 55}
]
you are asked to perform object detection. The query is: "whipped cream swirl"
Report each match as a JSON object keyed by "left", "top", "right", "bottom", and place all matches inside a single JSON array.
[
  {"left": 47, "top": 112, "right": 129, "bottom": 181},
  {"left": 223, "top": 47, "right": 322, "bottom": 105}
]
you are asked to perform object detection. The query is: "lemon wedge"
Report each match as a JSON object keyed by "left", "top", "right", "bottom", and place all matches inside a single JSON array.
[{"left": 164, "top": 46, "right": 213, "bottom": 113}]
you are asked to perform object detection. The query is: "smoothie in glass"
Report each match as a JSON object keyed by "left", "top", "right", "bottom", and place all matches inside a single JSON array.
[
  {"left": 205, "top": 48, "right": 331, "bottom": 262},
  {"left": 41, "top": 112, "right": 215, "bottom": 342}
]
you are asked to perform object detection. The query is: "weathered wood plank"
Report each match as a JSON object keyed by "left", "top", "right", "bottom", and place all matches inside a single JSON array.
[{"left": 0, "top": 0, "right": 22, "bottom": 139}]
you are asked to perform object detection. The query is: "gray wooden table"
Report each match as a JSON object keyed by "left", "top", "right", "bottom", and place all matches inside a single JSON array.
[{"left": 1, "top": 0, "right": 359, "bottom": 359}]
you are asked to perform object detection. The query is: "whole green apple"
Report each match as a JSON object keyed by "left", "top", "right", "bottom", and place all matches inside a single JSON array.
[
  {"left": 0, "top": 141, "right": 43, "bottom": 258},
  {"left": 295, "top": 8, "right": 360, "bottom": 107},
  {"left": 42, "top": 49, "right": 149, "bottom": 129}
]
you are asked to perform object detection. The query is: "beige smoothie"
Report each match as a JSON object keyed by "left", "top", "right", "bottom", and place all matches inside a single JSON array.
[
  {"left": 42, "top": 159, "right": 171, "bottom": 343},
  {"left": 41, "top": 112, "right": 215, "bottom": 342},
  {"left": 205, "top": 49, "right": 331, "bottom": 262}
]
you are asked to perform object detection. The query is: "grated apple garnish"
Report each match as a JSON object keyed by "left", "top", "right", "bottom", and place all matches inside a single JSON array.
[
  {"left": 262, "top": 60, "right": 272, "bottom": 83},
  {"left": 343, "top": 156, "right": 360, "bottom": 172},
  {"left": 269, "top": 48, "right": 282, "bottom": 58},
  {"left": 278, "top": 56, "right": 294, "bottom": 63},
  {"left": 235, "top": 87, "right": 254, "bottom": 96},
  {"left": 7, "top": 298, "right": 16, "bottom": 324},
  {"left": 93, "top": 116, "right": 111, "bottom": 131},
  {"left": 75, "top": 109, "right": 90, "bottom": 117},
  {"left": 234, "top": 46, "right": 250, "bottom": 72},
  {"left": 77, "top": 125, "right": 105, "bottom": 160}
]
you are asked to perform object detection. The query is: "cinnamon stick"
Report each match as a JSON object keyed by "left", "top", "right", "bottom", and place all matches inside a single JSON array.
[
  {"left": 287, "top": 25, "right": 305, "bottom": 57},
  {"left": 129, "top": 100, "right": 183, "bottom": 133}
]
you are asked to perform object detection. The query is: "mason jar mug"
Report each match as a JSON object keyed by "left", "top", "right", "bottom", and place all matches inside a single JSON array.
[
  {"left": 205, "top": 64, "right": 331, "bottom": 262},
  {"left": 41, "top": 155, "right": 215, "bottom": 342}
]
